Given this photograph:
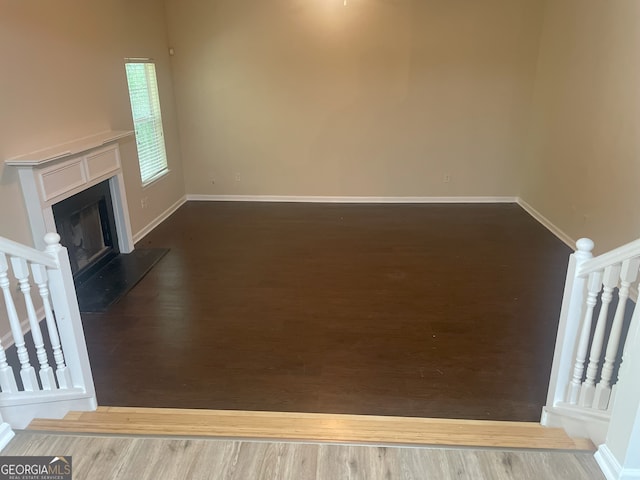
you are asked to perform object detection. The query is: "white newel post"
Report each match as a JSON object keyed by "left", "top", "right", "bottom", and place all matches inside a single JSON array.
[
  {"left": 542, "top": 238, "right": 595, "bottom": 419},
  {"left": 595, "top": 303, "right": 640, "bottom": 480},
  {"left": 44, "top": 234, "right": 97, "bottom": 407}
]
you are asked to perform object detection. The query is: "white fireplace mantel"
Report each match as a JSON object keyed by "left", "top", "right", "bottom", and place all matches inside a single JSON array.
[{"left": 5, "top": 130, "right": 135, "bottom": 253}]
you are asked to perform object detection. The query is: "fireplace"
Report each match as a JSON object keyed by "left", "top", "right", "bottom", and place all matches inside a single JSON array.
[
  {"left": 6, "top": 132, "right": 147, "bottom": 311},
  {"left": 52, "top": 180, "right": 119, "bottom": 282},
  {"left": 5, "top": 132, "right": 135, "bottom": 255}
]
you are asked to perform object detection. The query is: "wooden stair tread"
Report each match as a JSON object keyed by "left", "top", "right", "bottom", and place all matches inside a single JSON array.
[{"left": 27, "top": 407, "right": 595, "bottom": 451}]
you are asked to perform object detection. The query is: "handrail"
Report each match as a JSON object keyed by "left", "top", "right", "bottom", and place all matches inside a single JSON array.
[
  {"left": 577, "top": 238, "right": 640, "bottom": 277},
  {"left": 0, "top": 236, "right": 57, "bottom": 269}
]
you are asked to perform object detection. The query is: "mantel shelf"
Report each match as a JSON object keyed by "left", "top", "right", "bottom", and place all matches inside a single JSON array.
[{"left": 4, "top": 130, "right": 134, "bottom": 167}]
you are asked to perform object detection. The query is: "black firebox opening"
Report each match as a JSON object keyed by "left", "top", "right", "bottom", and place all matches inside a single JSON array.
[{"left": 52, "top": 180, "right": 119, "bottom": 285}]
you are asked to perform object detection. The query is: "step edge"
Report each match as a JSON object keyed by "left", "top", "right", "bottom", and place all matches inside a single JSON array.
[{"left": 27, "top": 408, "right": 594, "bottom": 452}]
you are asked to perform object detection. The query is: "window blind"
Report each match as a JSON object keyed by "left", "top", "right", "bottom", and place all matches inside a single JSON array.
[{"left": 125, "top": 61, "right": 168, "bottom": 185}]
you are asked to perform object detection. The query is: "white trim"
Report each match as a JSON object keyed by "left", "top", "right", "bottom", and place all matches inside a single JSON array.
[
  {"left": 541, "top": 405, "right": 609, "bottom": 446},
  {"left": 516, "top": 198, "right": 576, "bottom": 248},
  {"left": 514, "top": 199, "right": 638, "bottom": 303},
  {"left": 142, "top": 168, "right": 170, "bottom": 189},
  {"left": 13, "top": 143, "right": 135, "bottom": 253},
  {"left": 596, "top": 444, "right": 640, "bottom": 480},
  {"left": 578, "top": 238, "right": 640, "bottom": 276},
  {"left": 0, "top": 392, "right": 96, "bottom": 429},
  {"left": 133, "top": 195, "right": 187, "bottom": 244},
  {"left": 0, "top": 422, "right": 14, "bottom": 451},
  {"left": 5, "top": 130, "right": 133, "bottom": 166},
  {"left": 596, "top": 445, "right": 622, "bottom": 480},
  {"left": 185, "top": 195, "right": 518, "bottom": 204},
  {"left": 0, "top": 236, "right": 57, "bottom": 268},
  {"left": 110, "top": 172, "right": 135, "bottom": 254}
]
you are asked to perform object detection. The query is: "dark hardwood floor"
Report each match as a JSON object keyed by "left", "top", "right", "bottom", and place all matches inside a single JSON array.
[{"left": 80, "top": 202, "right": 572, "bottom": 421}]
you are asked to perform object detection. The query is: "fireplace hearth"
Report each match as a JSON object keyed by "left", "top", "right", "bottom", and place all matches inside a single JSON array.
[
  {"left": 5, "top": 132, "right": 169, "bottom": 312},
  {"left": 51, "top": 178, "right": 169, "bottom": 312}
]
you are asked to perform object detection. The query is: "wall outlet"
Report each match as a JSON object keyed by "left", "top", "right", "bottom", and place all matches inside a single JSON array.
[
  {"left": 443, "top": 173, "right": 451, "bottom": 183},
  {"left": 141, "top": 197, "right": 149, "bottom": 209},
  {"left": 235, "top": 173, "right": 241, "bottom": 182}
]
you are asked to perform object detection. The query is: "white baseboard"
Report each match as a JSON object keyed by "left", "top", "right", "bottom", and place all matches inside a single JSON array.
[
  {"left": 515, "top": 198, "right": 637, "bottom": 302},
  {"left": 596, "top": 444, "right": 640, "bottom": 480},
  {"left": 0, "top": 422, "right": 14, "bottom": 451},
  {"left": 516, "top": 198, "right": 576, "bottom": 248},
  {"left": 133, "top": 195, "right": 187, "bottom": 244},
  {"left": 185, "top": 194, "right": 581, "bottom": 252},
  {"left": 185, "top": 194, "right": 519, "bottom": 204},
  {"left": 595, "top": 445, "right": 621, "bottom": 480},
  {"left": 184, "top": 195, "right": 577, "bottom": 252},
  {"left": 541, "top": 405, "right": 608, "bottom": 446}
]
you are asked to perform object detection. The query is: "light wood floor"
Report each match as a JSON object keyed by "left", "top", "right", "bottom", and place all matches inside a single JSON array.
[
  {"left": 5, "top": 431, "right": 604, "bottom": 480},
  {"left": 28, "top": 407, "right": 594, "bottom": 451}
]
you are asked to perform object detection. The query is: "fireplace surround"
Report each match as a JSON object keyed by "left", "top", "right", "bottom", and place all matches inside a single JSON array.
[
  {"left": 5, "top": 131, "right": 135, "bottom": 256},
  {"left": 52, "top": 179, "right": 120, "bottom": 283}
]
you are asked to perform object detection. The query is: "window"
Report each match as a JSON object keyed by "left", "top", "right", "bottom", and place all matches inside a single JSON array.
[{"left": 125, "top": 60, "right": 168, "bottom": 185}]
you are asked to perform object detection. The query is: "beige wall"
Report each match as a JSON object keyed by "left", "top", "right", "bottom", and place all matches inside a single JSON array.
[
  {"left": 165, "top": 0, "right": 545, "bottom": 197},
  {"left": 0, "top": 1, "right": 185, "bottom": 336},
  {"left": 2, "top": 1, "right": 637, "bottom": 293},
  {"left": 521, "top": 0, "right": 640, "bottom": 252},
  {"left": 0, "top": 0, "right": 185, "bottom": 248}
]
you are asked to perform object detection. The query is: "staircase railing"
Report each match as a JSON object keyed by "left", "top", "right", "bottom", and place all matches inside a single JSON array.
[
  {"left": 543, "top": 237, "right": 640, "bottom": 480},
  {"left": 0, "top": 233, "right": 96, "bottom": 441}
]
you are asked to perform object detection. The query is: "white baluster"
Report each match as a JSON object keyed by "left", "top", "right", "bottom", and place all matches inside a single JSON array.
[
  {"left": 31, "top": 263, "right": 71, "bottom": 389},
  {"left": 11, "top": 256, "right": 56, "bottom": 390},
  {"left": 595, "top": 294, "right": 640, "bottom": 478},
  {"left": 567, "top": 269, "right": 603, "bottom": 404},
  {"left": 608, "top": 270, "right": 640, "bottom": 412},
  {"left": 593, "top": 258, "right": 640, "bottom": 410},
  {"left": 0, "top": 253, "right": 38, "bottom": 391},
  {"left": 579, "top": 264, "right": 621, "bottom": 407}
]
